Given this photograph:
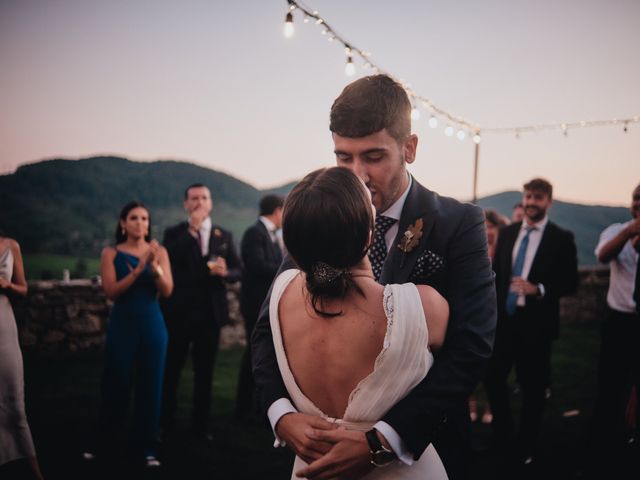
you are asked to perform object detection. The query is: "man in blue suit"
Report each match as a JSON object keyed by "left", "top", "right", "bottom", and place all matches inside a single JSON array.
[{"left": 252, "top": 74, "right": 497, "bottom": 480}]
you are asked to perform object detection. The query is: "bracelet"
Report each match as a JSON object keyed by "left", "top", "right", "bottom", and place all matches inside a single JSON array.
[{"left": 152, "top": 265, "right": 164, "bottom": 278}]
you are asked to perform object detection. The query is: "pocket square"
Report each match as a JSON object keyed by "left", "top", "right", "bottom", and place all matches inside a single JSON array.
[{"left": 409, "top": 250, "right": 444, "bottom": 281}]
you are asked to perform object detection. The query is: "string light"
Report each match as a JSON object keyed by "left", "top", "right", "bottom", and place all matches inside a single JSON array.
[
  {"left": 473, "top": 132, "right": 482, "bottom": 144},
  {"left": 411, "top": 106, "right": 421, "bottom": 121},
  {"left": 456, "top": 129, "right": 466, "bottom": 141},
  {"left": 283, "top": 11, "right": 294, "bottom": 38},
  {"left": 282, "top": 0, "right": 640, "bottom": 140},
  {"left": 345, "top": 55, "right": 355, "bottom": 76}
]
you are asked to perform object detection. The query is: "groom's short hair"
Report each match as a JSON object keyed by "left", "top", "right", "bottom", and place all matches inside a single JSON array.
[{"left": 329, "top": 74, "right": 411, "bottom": 143}]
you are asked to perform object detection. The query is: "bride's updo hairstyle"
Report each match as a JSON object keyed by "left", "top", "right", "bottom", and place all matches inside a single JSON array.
[{"left": 283, "top": 167, "right": 374, "bottom": 317}]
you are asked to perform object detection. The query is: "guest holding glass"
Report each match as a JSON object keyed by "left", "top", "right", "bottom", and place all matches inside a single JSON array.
[
  {"left": 84, "top": 201, "right": 173, "bottom": 468},
  {"left": 0, "top": 235, "right": 44, "bottom": 479}
]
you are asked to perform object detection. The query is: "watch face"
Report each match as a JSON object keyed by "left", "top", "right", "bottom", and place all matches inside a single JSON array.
[{"left": 372, "top": 449, "right": 396, "bottom": 467}]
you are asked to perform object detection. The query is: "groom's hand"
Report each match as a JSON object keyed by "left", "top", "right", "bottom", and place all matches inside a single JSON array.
[
  {"left": 295, "top": 429, "right": 374, "bottom": 479},
  {"left": 275, "top": 413, "right": 335, "bottom": 464}
]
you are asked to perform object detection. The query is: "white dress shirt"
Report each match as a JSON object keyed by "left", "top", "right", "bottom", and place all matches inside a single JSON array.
[
  {"left": 511, "top": 215, "right": 548, "bottom": 306},
  {"left": 595, "top": 221, "right": 638, "bottom": 313},
  {"left": 191, "top": 216, "right": 212, "bottom": 257},
  {"left": 380, "top": 174, "right": 413, "bottom": 252}
]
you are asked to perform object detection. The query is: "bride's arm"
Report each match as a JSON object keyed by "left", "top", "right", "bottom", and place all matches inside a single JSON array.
[{"left": 416, "top": 285, "right": 449, "bottom": 349}]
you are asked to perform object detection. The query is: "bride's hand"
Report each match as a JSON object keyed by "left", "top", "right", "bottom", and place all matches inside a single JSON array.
[
  {"left": 295, "top": 428, "right": 373, "bottom": 480},
  {"left": 275, "top": 413, "right": 335, "bottom": 464}
]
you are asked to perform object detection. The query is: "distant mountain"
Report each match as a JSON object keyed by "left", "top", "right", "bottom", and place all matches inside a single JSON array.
[
  {"left": 0, "top": 156, "right": 284, "bottom": 254},
  {"left": 477, "top": 191, "right": 629, "bottom": 266},
  {"left": 0, "top": 157, "right": 630, "bottom": 265}
]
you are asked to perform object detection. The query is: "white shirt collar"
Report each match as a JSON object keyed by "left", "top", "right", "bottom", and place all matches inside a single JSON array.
[
  {"left": 521, "top": 214, "right": 549, "bottom": 232},
  {"left": 200, "top": 216, "right": 212, "bottom": 233},
  {"left": 380, "top": 173, "right": 412, "bottom": 221},
  {"left": 259, "top": 216, "right": 277, "bottom": 235}
]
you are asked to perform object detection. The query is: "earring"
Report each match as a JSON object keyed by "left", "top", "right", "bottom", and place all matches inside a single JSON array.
[{"left": 121, "top": 228, "right": 126, "bottom": 236}]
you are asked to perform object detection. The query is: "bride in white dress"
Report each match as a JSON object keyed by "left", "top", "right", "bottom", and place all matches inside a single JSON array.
[{"left": 270, "top": 167, "right": 449, "bottom": 480}]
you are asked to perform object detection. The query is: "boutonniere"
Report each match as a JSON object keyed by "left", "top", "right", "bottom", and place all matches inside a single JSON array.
[
  {"left": 397, "top": 218, "right": 423, "bottom": 253},
  {"left": 397, "top": 218, "right": 423, "bottom": 268},
  {"left": 213, "top": 228, "right": 223, "bottom": 238}
]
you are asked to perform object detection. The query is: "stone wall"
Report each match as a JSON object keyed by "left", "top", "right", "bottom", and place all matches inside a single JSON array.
[
  {"left": 13, "top": 279, "right": 247, "bottom": 356},
  {"left": 12, "top": 267, "right": 611, "bottom": 356}
]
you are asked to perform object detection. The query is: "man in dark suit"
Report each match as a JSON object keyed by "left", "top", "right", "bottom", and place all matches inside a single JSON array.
[
  {"left": 251, "top": 74, "right": 497, "bottom": 480},
  {"left": 234, "top": 194, "right": 284, "bottom": 423},
  {"left": 485, "top": 178, "right": 578, "bottom": 466},
  {"left": 160, "top": 183, "right": 242, "bottom": 441}
]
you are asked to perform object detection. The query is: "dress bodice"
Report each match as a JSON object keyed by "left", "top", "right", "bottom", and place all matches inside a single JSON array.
[{"left": 112, "top": 250, "right": 159, "bottom": 307}]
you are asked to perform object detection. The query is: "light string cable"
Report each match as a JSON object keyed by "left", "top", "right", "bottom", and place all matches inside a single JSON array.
[{"left": 283, "top": 0, "right": 639, "bottom": 143}]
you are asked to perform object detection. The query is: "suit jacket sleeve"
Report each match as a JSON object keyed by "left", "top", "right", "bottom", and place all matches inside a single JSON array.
[
  {"left": 223, "top": 230, "right": 243, "bottom": 283},
  {"left": 543, "top": 228, "right": 578, "bottom": 300},
  {"left": 250, "top": 254, "right": 297, "bottom": 413},
  {"left": 242, "top": 226, "right": 281, "bottom": 279},
  {"left": 382, "top": 204, "right": 497, "bottom": 459}
]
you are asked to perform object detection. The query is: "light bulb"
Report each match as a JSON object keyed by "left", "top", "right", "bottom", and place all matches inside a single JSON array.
[
  {"left": 473, "top": 133, "right": 482, "bottom": 144},
  {"left": 284, "top": 12, "right": 294, "bottom": 38},
  {"left": 456, "top": 129, "right": 465, "bottom": 141},
  {"left": 428, "top": 116, "right": 438, "bottom": 129},
  {"left": 445, "top": 125, "right": 454, "bottom": 136},
  {"left": 345, "top": 56, "right": 355, "bottom": 76},
  {"left": 411, "top": 107, "right": 421, "bottom": 121}
]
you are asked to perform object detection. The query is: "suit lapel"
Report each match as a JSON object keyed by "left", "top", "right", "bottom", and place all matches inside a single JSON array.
[
  {"left": 257, "top": 221, "right": 281, "bottom": 262},
  {"left": 380, "top": 178, "right": 437, "bottom": 284},
  {"left": 528, "top": 222, "right": 555, "bottom": 280}
]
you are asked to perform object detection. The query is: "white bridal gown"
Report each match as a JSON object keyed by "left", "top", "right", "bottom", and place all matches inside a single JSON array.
[{"left": 270, "top": 269, "right": 448, "bottom": 480}]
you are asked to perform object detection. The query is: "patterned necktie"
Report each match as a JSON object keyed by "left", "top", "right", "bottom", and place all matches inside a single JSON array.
[
  {"left": 369, "top": 215, "right": 397, "bottom": 281},
  {"left": 505, "top": 226, "right": 535, "bottom": 316}
]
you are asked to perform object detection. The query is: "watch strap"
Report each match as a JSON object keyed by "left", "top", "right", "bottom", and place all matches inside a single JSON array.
[{"left": 365, "top": 428, "right": 383, "bottom": 452}]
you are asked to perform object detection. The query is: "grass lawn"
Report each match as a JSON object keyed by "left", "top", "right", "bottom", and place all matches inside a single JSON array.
[
  {"left": 22, "top": 253, "right": 100, "bottom": 281},
  {"left": 5, "top": 320, "right": 639, "bottom": 479}
]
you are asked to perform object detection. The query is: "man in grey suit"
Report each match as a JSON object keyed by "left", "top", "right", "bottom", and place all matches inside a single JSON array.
[{"left": 252, "top": 74, "right": 497, "bottom": 480}]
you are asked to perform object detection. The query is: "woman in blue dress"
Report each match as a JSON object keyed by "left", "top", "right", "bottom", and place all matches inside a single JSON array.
[{"left": 86, "top": 201, "right": 173, "bottom": 468}]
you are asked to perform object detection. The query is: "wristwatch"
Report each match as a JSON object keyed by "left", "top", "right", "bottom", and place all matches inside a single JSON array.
[{"left": 365, "top": 428, "right": 396, "bottom": 467}]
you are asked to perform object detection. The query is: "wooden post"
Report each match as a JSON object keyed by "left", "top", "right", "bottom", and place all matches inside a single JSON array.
[{"left": 473, "top": 141, "right": 479, "bottom": 204}]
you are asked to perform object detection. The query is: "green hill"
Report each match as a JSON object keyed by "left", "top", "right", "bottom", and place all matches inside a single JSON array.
[
  {"left": 0, "top": 156, "right": 262, "bottom": 255},
  {"left": 0, "top": 157, "right": 630, "bottom": 270}
]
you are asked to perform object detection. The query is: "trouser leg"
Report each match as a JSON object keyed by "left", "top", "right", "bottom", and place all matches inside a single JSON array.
[
  {"left": 191, "top": 322, "right": 220, "bottom": 432},
  {"left": 161, "top": 321, "right": 190, "bottom": 431},
  {"left": 134, "top": 316, "right": 168, "bottom": 456}
]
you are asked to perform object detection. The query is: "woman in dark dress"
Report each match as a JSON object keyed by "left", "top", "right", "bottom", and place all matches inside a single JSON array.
[{"left": 85, "top": 201, "right": 173, "bottom": 468}]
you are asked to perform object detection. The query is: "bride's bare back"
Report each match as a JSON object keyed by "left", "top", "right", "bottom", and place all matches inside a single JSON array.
[{"left": 278, "top": 272, "right": 447, "bottom": 419}]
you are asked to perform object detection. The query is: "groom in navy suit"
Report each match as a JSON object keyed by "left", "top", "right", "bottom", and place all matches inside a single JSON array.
[{"left": 251, "top": 74, "right": 497, "bottom": 480}]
